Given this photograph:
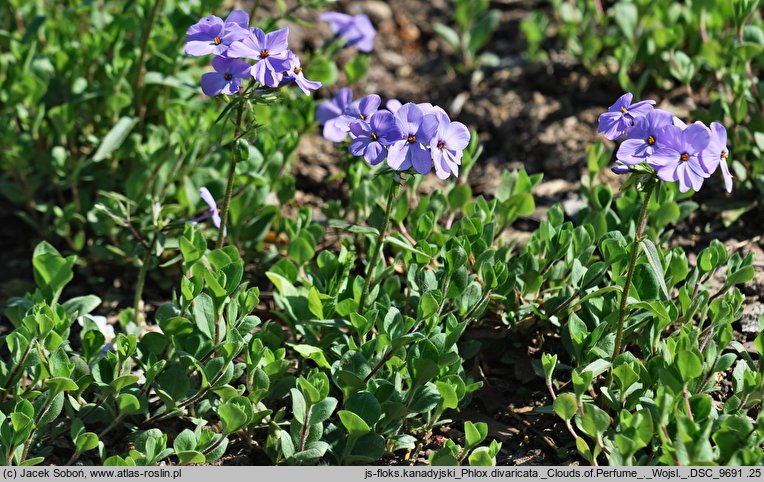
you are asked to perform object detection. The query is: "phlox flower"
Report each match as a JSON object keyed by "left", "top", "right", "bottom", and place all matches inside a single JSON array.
[
  {"left": 349, "top": 111, "right": 404, "bottom": 166},
  {"left": 200, "top": 186, "right": 226, "bottom": 236},
  {"left": 616, "top": 109, "right": 673, "bottom": 165},
  {"left": 228, "top": 27, "right": 291, "bottom": 87},
  {"left": 700, "top": 122, "right": 733, "bottom": 193},
  {"left": 282, "top": 51, "right": 322, "bottom": 95},
  {"left": 650, "top": 122, "right": 711, "bottom": 193},
  {"left": 320, "top": 12, "right": 376, "bottom": 53},
  {"left": 429, "top": 111, "right": 470, "bottom": 179},
  {"left": 386, "top": 99, "right": 402, "bottom": 113},
  {"left": 201, "top": 56, "right": 252, "bottom": 96},
  {"left": 185, "top": 10, "right": 249, "bottom": 57},
  {"left": 316, "top": 88, "right": 354, "bottom": 142},
  {"left": 597, "top": 93, "right": 655, "bottom": 140},
  {"left": 387, "top": 103, "right": 438, "bottom": 175}
]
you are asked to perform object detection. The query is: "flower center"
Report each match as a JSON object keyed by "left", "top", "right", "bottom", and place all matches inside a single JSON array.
[
  {"left": 437, "top": 140, "right": 447, "bottom": 150},
  {"left": 647, "top": 135, "right": 655, "bottom": 145},
  {"left": 293, "top": 67, "right": 302, "bottom": 74},
  {"left": 213, "top": 37, "right": 221, "bottom": 45},
  {"left": 721, "top": 151, "right": 728, "bottom": 159},
  {"left": 260, "top": 49, "right": 269, "bottom": 58},
  {"left": 224, "top": 72, "right": 233, "bottom": 81},
  {"left": 680, "top": 152, "right": 689, "bottom": 161},
  {"left": 620, "top": 107, "right": 627, "bottom": 114},
  {"left": 407, "top": 134, "right": 416, "bottom": 144},
  {"left": 359, "top": 113, "right": 366, "bottom": 120},
  {"left": 370, "top": 132, "right": 378, "bottom": 141}
]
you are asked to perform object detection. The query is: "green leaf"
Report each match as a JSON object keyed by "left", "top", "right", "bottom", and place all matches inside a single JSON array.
[
  {"left": 290, "top": 344, "right": 331, "bottom": 369},
  {"left": 676, "top": 351, "right": 703, "bottom": 381},
  {"left": 433, "top": 23, "right": 460, "bottom": 50},
  {"left": 118, "top": 393, "right": 141, "bottom": 415},
  {"left": 468, "top": 446, "right": 496, "bottom": 466},
  {"left": 309, "top": 397, "right": 338, "bottom": 425},
  {"left": 193, "top": 293, "right": 216, "bottom": 340},
  {"left": 338, "top": 410, "right": 371, "bottom": 437},
  {"left": 468, "top": 10, "right": 500, "bottom": 54},
  {"left": 75, "top": 432, "right": 99, "bottom": 453},
  {"left": 640, "top": 239, "right": 669, "bottom": 299},
  {"left": 344, "top": 55, "right": 369, "bottom": 84},
  {"left": 553, "top": 393, "right": 578, "bottom": 421},
  {"left": 176, "top": 450, "right": 205, "bottom": 465},
  {"left": 93, "top": 117, "right": 138, "bottom": 162},
  {"left": 308, "top": 287, "right": 324, "bottom": 320},
  {"left": 464, "top": 421, "right": 488, "bottom": 449},
  {"left": 613, "top": 2, "right": 638, "bottom": 41},
  {"left": 219, "top": 402, "right": 247, "bottom": 434}
]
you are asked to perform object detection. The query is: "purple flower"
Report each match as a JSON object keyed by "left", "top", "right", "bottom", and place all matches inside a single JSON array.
[
  {"left": 616, "top": 109, "right": 673, "bottom": 165},
  {"left": 320, "top": 12, "right": 376, "bottom": 53},
  {"left": 282, "top": 51, "right": 321, "bottom": 95},
  {"left": 611, "top": 161, "right": 631, "bottom": 175},
  {"left": 387, "top": 103, "right": 438, "bottom": 174},
  {"left": 317, "top": 93, "right": 381, "bottom": 142},
  {"left": 348, "top": 111, "right": 404, "bottom": 166},
  {"left": 227, "top": 27, "right": 291, "bottom": 87},
  {"left": 316, "top": 88, "right": 354, "bottom": 142},
  {"left": 700, "top": 122, "right": 733, "bottom": 193},
  {"left": 185, "top": 10, "right": 250, "bottom": 57},
  {"left": 429, "top": 112, "right": 470, "bottom": 179},
  {"left": 200, "top": 56, "right": 252, "bottom": 96},
  {"left": 597, "top": 93, "right": 656, "bottom": 140},
  {"left": 650, "top": 122, "right": 712, "bottom": 193},
  {"left": 200, "top": 187, "right": 226, "bottom": 236}
]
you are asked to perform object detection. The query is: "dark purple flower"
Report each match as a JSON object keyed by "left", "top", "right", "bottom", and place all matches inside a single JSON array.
[
  {"left": 200, "top": 56, "right": 252, "bottom": 96},
  {"left": 316, "top": 88, "right": 354, "bottom": 142},
  {"left": 429, "top": 111, "right": 470, "bottom": 179},
  {"left": 387, "top": 103, "right": 438, "bottom": 174},
  {"left": 616, "top": 109, "right": 673, "bottom": 165},
  {"left": 200, "top": 187, "right": 226, "bottom": 236},
  {"left": 281, "top": 51, "right": 321, "bottom": 95},
  {"left": 185, "top": 10, "right": 249, "bottom": 57},
  {"left": 650, "top": 122, "right": 711, "bottom": 193},
  {"left": 597, "top": 93, "right": 656, "bottom": 140},
  {"left": 320, "top": 12, "right": 376, "bottom": 53},
  {"left": 227, "top": 27, "right": 290, "bottom": 87},
  {"left": 611, "top": 161, "right": 631, "bottom": 175},
  {"left": 700, "top": 122, "right": 733, "bottom": 193},
  {"left": 348, "top": 111, "right": 404, "bottom": 166}
]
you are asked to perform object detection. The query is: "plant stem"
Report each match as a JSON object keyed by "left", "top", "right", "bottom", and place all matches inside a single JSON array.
[
  {"left": 217, "top": 103, "right": 245, "bottom": 249},
  {"left": 133, "top": 234, "right": 157, "bottom": 325},
  {"left": 358, "top": 180, "right": 398, "bottom": 310},
  {"left": 133, "top": 0, "right": 163, "bottom": 120},
  {"left": 611, "top": 182, "right": 655, "bottom": 362}
]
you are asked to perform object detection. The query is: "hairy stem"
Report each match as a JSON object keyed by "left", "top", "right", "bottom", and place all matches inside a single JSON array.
[
  {"left": 358, "top": 180, "right": 398, "bottom": 310},
  {"left": 217, "top": 103, "right": 246, "bottom": 249},
  {"left": 133, "top": 0, "right": 163, "bottom": 120},
  {"left": 611, "top": 182, "right": 655, "bottom": 361},
  {"left": 133, "top": 234, "right": 158, "bottom": 325}
]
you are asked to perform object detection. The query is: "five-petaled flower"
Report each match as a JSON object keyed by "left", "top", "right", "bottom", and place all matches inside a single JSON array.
[
  {"left": 185, "top": 10, "right": 249, "bottom": 57},
  {"left": 320, "top": 12, "right": 376, "bottom": 53},
  {"left": 316, "top": 88, "right": 354, "bottom": 142},
  {"left": 700, "top": 122, "right": 733, "bottom": 193},
  {"left": 281, "top": 51, "right": 322, "bottom": 95},
  {"left": 387, "top": 103, "right": 439, "bottom": 175},
  {"left": 349, "top": 111, "right": 404, "bottom": 166},
  {"left": 201, "top": 56, "right": 252, "bottom": 96},
  {"left": 616, "top": 109, "right": 673, "bottom": 165},
  {"left": 227, "top": 27, "right": 291, "bottom": 87},
  {"left": 597, "top": 92, "right": 655, "bottom": 141},
  {"left": 429, "top": 111, "right": 470, "bottom": 180},
  {"left": 650, "top": 122, "right": 711, "bottom": 193}
]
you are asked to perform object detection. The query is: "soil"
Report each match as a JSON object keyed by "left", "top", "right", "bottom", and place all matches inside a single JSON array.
[{"left": 1, "top": 0, "right": 763, "bottom": 467}]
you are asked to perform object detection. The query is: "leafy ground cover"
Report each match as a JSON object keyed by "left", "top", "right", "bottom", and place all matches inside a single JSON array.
[{"left": 1, "top": 0, "right": 763, "bottom": 467}]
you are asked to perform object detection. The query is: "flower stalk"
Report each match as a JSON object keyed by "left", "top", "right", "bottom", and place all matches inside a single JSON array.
[
  {"left": 358, "top": 179, "right": 399, "bottom": 310},
  {"left": 611, "top": 181, "right": 655, "bottom": 361},
  {"left": 217, "top": 102, "right": 246, "bottom": 248}
]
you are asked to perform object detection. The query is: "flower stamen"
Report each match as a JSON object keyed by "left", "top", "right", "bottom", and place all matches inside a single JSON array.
[
  {"left": 224, "top": 72, "right": 233, "bottom": 81},
  {"left": 721, "top": 151, "right": 728, "bottom": 159},
  {"left": 437, "top": 140, "right": 447, "bottom": 150},
  {"left": 647, "top": 135, "right": 655, "bottom": 145},
  {"left": 260, "top": 49, "right": 269, "bottom": 58},
  {"left": 407, "top": 134, "right": 416, "bottom": 143},
  {"left": 213, "top": 37, "right": 221, "bottom": 45},
  {"left": 680, "top": 152, "right": 689, "bottom": 161},
  {"left": 620, "top": 107, "right": 627, "bottom": 114},
  {"left": 293, "top": 67, "right": 302, "bottom": 74},
  {"left": 371, "top": 132, "right": 378, "bottom": 141},
  {"left": 359, "top": 113, "right": 366, "bottom": 120}
]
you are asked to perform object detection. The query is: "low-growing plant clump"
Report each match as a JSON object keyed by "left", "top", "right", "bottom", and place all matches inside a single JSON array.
[{"left": 1, "top": 0, "right": 762, "bottom": 468}]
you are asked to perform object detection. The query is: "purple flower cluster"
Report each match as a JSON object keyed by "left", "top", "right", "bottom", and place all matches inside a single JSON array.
[
  {"left": 185, "top": 10, "right": 321, "bottom": 96},
  {"left": 598, "top": 93, "right": 733, "bottom": 193},
  {"left": 320, "top": 12, "right": 376, "bottom": 53},
  {"left": 317, "top": 89, "right": 470, "bottom": 179}
]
